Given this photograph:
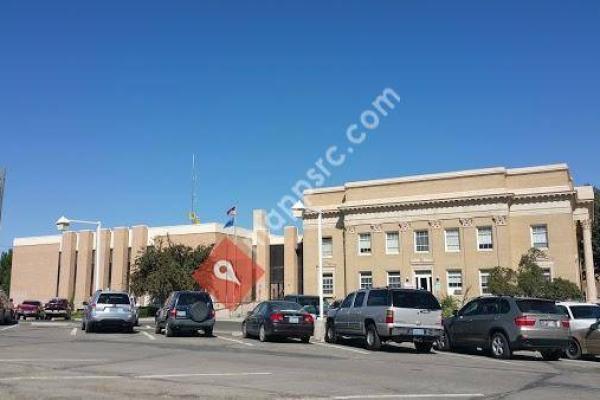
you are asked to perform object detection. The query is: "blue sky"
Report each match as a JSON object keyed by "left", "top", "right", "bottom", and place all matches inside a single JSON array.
[{"left": 1, "top": 1, "right": 599, "bottom": 248}]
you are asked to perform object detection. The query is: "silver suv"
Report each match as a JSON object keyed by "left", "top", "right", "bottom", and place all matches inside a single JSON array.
[
  {"left": 82, "top": 290, "right": 136, "bottom": 333},
  {"left": 326, "top": 288, "right": 443, "bottom": 352}
]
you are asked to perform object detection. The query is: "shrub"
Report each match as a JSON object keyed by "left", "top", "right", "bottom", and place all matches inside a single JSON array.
[{"left": 440, "top": 295, "right": 460, "bottom": 318}]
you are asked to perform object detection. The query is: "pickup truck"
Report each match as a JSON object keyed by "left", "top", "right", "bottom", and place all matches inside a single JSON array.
[
  {"left": 325, "top": 288, "right": 443, "bottom": 352},
  {"left": 16, "top": 300, "right": 44, "bottom": 320},
  {"left": 44, "top": 298, "right": 72, "bottom": 320}
]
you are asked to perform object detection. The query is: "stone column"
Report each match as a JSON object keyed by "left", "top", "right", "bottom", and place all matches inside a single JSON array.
[
  {"left": 96, "top": 229, "right": 111, "bottom": 290},
  {"left": 58, "top": 232, "right": 77, "bottom": 301},
  {"left": 582, "top": 219, "right": 597, "bottom": 301},
  {"left": 283, "top": 226, "right": 299, "bottom": 295},
  {"left": 74, "top": 231, "right": 93, "bottom": 307},
  {"left": 130, "top": 225, "right": 148, "bottom": 275},
  {"left": 111, "top": 228, "right": 130, "bottom": 291},
  {"left": 254, "top": 210, "right": 270, "bottom": 301}
]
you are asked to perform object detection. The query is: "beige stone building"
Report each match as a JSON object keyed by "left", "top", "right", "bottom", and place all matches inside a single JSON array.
[{"left": 301, "top": 164, "right": 597, "bottom": 302}]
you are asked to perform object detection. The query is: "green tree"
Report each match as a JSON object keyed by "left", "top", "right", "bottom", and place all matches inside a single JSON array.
[
  {"left": 440, "top": 295, "right": 460, "bottom": 318},
  {"left": 129, "top": 238, "right": 212, "bottom": 305},
  {"left": 516, "top": 248, "right": 548, "bottom": 298},
  {"left": 544, "top": 278, "right": 583, "bottom": 301},
  {"left": 489, "top": 266, "right": 521, "bottom": 296},
  {"left": 0, "top": 249, "right": 12, "bottom": 294}
]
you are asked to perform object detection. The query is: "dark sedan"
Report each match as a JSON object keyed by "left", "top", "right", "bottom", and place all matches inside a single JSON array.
[{"left": 242, "top": 301, "right": 314, "bottom": 343}]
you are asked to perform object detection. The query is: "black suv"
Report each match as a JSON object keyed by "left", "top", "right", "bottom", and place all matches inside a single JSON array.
[{"left": 155, "top": 291, "right": 215, "bottom": 337}]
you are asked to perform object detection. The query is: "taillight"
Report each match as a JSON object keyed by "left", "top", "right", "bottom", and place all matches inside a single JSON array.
[
  {"left": 561, "top": 319, "right": 570, "bottom": 328},
  {"left": 270, "top": 313, "right": 284, "bottom": 322},
  {"left": 385, "top": 309, "right": 394, "bottom": 324},
  {"left": 169, "top": 308, "right": 177, "bottom": 318},
  {"left": 514, "top": 316, "right": 536, "bottom": 327},
  {"left": 209, "top": 309, "right": 216, "bottom": 319},
  {"left": 303, "top": 314, "right": 314, "bottom": 324}
]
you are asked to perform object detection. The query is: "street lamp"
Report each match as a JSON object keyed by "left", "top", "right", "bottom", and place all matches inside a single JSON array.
[
  {"left": 292, "top": 200, "right": 324, "bottom": 322},
  {"left": 56, "top": 216, "right": 102, "bottom": 292}
]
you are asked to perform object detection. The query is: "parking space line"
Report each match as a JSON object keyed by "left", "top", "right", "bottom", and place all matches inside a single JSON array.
[
  {"left": 433, "top": 351, "right": 514, "bottom": 365},
  {"left": 0, "top": 325, "right": 18, "bottom": 331},
  {"left": 136, "top": 372, "right": 272, "bottom": 379},
  {"left": 215, "top": 335, "right": 254, "bottom": 346},
  {"left": 305, "top": 394, "right": 485, "bottom": 399},
  {"left": 141, "top": 331, "right": 156, "bottom": 341},
  {"left": 70, "top": 328, "right": 77, "bottom": 336},
  {"left": 312, "top": 342, "right": 370, "bottom": 355}
]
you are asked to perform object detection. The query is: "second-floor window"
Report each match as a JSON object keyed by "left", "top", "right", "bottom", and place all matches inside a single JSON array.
[
  {"left": 477, "top": 226, "right": 493, "bottom": 250},
  {"left": 445, "top": 228, "right": 460, "bottom": 252},
  {"left": 414, "top": 230, "right": 430, "bottom": 252},
  {"left": 323, "top": 272, "right": 334, "bottom": 296},
  {"left": 385, "top": 231, "right": 400, "bottom": 254},
  {"left": 322, "top": 237, "right": 333, "bottom": 258},
  {"left": 447, "top": 270, "right": 463, "bottom": 295},
  {"left": 358, "top": 233, "right": 372, "bottom": 255},
  {"left": 359, "top": 271, "right": 373, "bottom": 289},
  {"left": 531, "top": 225, "right": 549, "bottom": 249},
  {"left": 387, "top": 271, "right": 401, "bottom": 288}
]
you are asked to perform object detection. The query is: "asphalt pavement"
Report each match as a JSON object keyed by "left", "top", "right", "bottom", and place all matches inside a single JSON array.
[{"left": 0, "top": 320, "right": 599, "bottom": 399}]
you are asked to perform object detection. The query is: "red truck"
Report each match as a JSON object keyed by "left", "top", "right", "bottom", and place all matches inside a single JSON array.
[
  {"left": 43, "top": 298, "right": 72, "bottom": 320},
  {"left": 16, "top": 300, "right": 44, "bottom": 320}
]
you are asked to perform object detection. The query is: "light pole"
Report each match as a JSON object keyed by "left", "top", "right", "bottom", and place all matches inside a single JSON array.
[
  {"left": 56, "top": 216, "right": 102, "bottom": 292},
  {"left": 292, "top": 200, "right": 324, "bottom": 321}
]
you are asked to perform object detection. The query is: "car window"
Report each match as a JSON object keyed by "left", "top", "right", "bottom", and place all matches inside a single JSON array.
[
  {"left": 516, "top": 299, "right": 561, "bottom": 314},
  {"left": 340, "top": 293, "right": 355, "bottom": 308},
  {"left": 97, "top": 293, "right": 130, "bottom": 305},
  {"left": 353, "top": 292, "right": 366, "bottom": 308},
  {"left": 296, "top": 297, "right": 319, "bottom": 307},
  {"left": 570, "top": 305, "right": 600, "bottom": 319},
  {"left": 556, "top": 305, "right": 569, "bottom": 317},
  {"left": 498, "top": 299, "right": 511, "bottom": 314},
  {"left": 283, "top": 296, "right": 295, "bottom": 302},
  {"left": 367, "top": 289, "right": 388, "bottom": 307},
  {"left": 258, "top": 303, "right": 269, "bottom": 315},
  {"left": 177, "top": 293, "right": 210, "bottom": 306},
  {"left": 460, "top": 300, "right": 481, "bottom": 317},
  {"left": 270, "top": 301, "right": 302, "bottom": 312},
  {"left": 480, "top": 298, "right": 499, "bottom": 315},
  {"left": 23, "top": 301, "right": 41, "bottom": 306},
  {"left": 251, "top": 303, "right": 262, "bottom": 315},
  {"left": 391, "top": 290, "right": 441, "bottom": 310}
]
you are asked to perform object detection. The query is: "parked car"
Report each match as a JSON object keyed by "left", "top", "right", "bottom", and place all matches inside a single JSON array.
[
  {"left": 0, "top": 290, "right": 16, "bottom": 324},
  {"left": 43, "top": 298, "right": 72, "bottom": 320},
  {"left": 82, "top": 290, "right": 136, "bottom": 333},
  {"left": 130, "top": 295, "right": 140, "bottom": 326},
  {"left": 242, "top": 300, "right": 314, "bottom": 343},
  {"left": 283, "top": 295, "right": 328, "bottom": 317},
  {"left": 557, "top": 302, "right": 600, "bottom": 359},
  {"left": 16, "top": 300, "right": 44, "bottom": 320},
  {"left": 325, "top": 288, "right": 443, "bottom": 352},
  {"left": 154, "top": 291, "right": 215, "bottom": 337},
  {"left": 441, "top": 296, "right": 570, "bottom": 360}
]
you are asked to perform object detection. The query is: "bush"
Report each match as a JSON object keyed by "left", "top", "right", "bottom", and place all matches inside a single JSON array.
[
  {"left": 544, "top": 278, "right": 583, "bottom": 301},
  {"left": 138, "top": 306, "right": 159, "bottom": 319},
  {"left": 440, "top": 296, "right": 459, "bottom": 318}
]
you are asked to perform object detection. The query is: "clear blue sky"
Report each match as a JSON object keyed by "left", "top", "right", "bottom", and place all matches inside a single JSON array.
[{"left": 1, "top": 1, "right": 599, "bottom": 248}]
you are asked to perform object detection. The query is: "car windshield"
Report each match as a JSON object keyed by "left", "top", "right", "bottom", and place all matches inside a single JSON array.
[
  {"left": 392, "top": 290, "right": 441, "bottom": 310},
  {"left": 97, "top": 294, "right": 130, "bottom": 305},
  {"left": 23, "top": 301, "right": 40, "bottom": 305},
  {"left": 177, "top": 293, "right": 210, "bottom": 306},
  {"left": 270, "top": 301, "right": 302, "bottom": 312},
  {"left": 516, "top": 299, "right": 561, "bottom": 314},
  {"left": 570, "top": 305, "right": 600, "bottom": 319},
  {"left": 295, "top": 297, "right": 319, "bottom": 307}
]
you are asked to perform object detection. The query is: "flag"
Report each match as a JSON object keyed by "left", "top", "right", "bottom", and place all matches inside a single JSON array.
[
  {"left": 224, "top": 206, "right": 236, "bottom": 228},
  {"left": 226, "top": 206, "right": 237, "bottom": 216}
]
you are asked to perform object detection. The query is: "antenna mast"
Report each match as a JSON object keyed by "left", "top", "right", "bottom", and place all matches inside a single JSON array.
[{"left": 188, "top": 154, "right": 200, "bottom": 224}]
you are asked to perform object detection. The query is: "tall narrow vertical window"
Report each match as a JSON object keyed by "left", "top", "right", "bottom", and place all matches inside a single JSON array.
[
  {"left": 358, "top": 233, "right": 372, "bottom": 255},
  {"left": 479, "top": 270, "right": 491, "bottom": 295},
  {"left": 385, "top": 231, "right": 400, "bottom": 254},
  {"left": 359, "top": 271, "right": 373, "bottom": 289},
  {"left": 541, "top": 268, "right": 552, "bottom": 282},
  {"left": 322, "top": 237, "right": 333, "bottom": 258},
  {"left": 531, "top": 225, "right": 549, "bottom": 249},
  {"left": 414, "top": 230, "right": 430, "bottom": 252},
  {"left": 446, "top": 270, "right": 463, "bottom": 295},
  {"left": 387, "top": 271, "right": 401, "bottom": 288},
  {"left": 477, "top": 227, "right": 493, "bottom": 250},
  {"left": 323, "top": 272, "right": 334, "bottom": 296},
  {"left": 445, "top": 229, "right": 460, "bottom": 252}
]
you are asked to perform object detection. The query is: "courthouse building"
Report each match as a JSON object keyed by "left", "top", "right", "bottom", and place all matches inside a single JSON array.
[{"left": 9, "top": 163, "right": 598, "bottom": 308}]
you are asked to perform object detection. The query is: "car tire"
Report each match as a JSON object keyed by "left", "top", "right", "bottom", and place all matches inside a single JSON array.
[
  {"left": 165, "top": 322, "right": 175, "bottom": 337},
  {"left": 259, "top": 324, "right": 269, "bottom": 342},
  {"left": 204, "top": 327, "right": 213, "bottom": 337},
  {"left": 490, "top": 332, "right": 511, "bottom": 359},
  {"left": 301, "top": 335, "right": 310, "bottom": 344},
  {"left": 415, "top": 342, "right": 433, "bottom": 353},
  {"left": 434, "top": 330, "right": 451, "bottom": 352},
  {"left": 325, "top": 322, "right": 337, "bottom": 344},
  {"left": 125, "top": 324, "right": 134, "bottom": 334},
  {"left": 365, "top": 323, "right": 382, "bottom": 351},
  {"left": 541, "top": 349, "right": 562, "bottom": 361},
  {"left": 565, "top": 338, "right": 582, "bottom": 360},
  {"left": 242, "top": 322, "right": 249, "bottom": 338},
  {"left": 154, "top": 323, "right": 162, "bottom": 334}
]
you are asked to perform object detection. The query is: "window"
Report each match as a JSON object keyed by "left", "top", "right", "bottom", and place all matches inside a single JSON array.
[
  {"left": 479, "top": 270, "right": 491, "bottom": 295},
  {"left": 541, "top": 268, "right": 552, "bottom": 282},
  {"left": 322, "top": 237, "right": 333, "bottom": 258},
  {"left": 391, "top": 290, "right": 441, "bottom": 310},
  {"left": 445, "top": 229, "right": 460, "bottom": 252},
  {"left": 570, "top": 305, "right": 600, "bottom": 319},
  {"left": 353, "top": 291, "right": 366, "bottom": 307},
  {"left": 477, "top": 227, "right": 493, "bottom": 250},
  {"left": 414, "top": 230, "right": 430, "bottom": 252},
  {"left": 323, "top": 272, "right": 334, "bottom": 296},
  {"left": 499, "top": 299, "right": 511, "bottom": 314},
  {"left": 385, "top": 231, "right": 400, "bottom": 254},
  {"left": 387, "top": 271, "right": 402, "bottom": 289},
  {"left": 446, "top": 270, "right": 463, "bottom": 295},
  {"left": 367, "top": 289, "right": 389, "bottom": 306},
  {"left": 359, "top": 271, "right": 373, "bottom": 289},
  {"left": 516, "top": 299, "right": 561, "bottom": 315},
  {"left": 340, "top": 293, "right": 355, "bottom": 308},
  {"left": 460, "top": 300, "right": 482, "bottom": 317},
  {"left": 480, "top": 298, "right": 499, "bottom": 314},
  {"left": 531, "top": 225, "right": 549, "bottom": 249},
  {"left": 358, "top": 233, "right": 372, "bottom": 255}
]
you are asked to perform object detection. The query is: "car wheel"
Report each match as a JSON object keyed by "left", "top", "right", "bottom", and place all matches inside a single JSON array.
[
  {"left": 434, "top": 330, "right": 451, "bottom": 352},
  {"left": 154, "top": 323, "right": 162, "bottom": 334},
  {"left": 125, "top": 324, "right": 134, "bottom": 334},
  {"left": 565, "top": 338, "right": 582, "bottom": 360},
  {"left": 301, "top": 335, "right": 310, "bottom": 344},
  {"left": 165, "top": 321, "right": 175, "bottom": 337},
  {"left": 241, "top": 322, "right": 249, "bottom": 338},
  {"left": 541, "top": 349, "right": 562, "bottom": 361},
  {"left": 259, "top": 324, "right": 269, "bottom": 342},
  {"left": 325, "top": 322, "right": 337, "bottom": 344},
  {"left": 365, "top": 323, "right": 382, "bottom": 351},
  {"left": 415, "top": 341, "right": 433, "bottom": 353},
  {"left": 490, "top": 332, "right": 511, "bottom": 359},
  {"left": 204, "top": 327, "right": 213, "bottom": 337}
]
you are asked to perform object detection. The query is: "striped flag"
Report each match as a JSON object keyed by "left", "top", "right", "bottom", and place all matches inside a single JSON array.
[{"left": 224, "top": 206, "right": 236, "bottom": 228}]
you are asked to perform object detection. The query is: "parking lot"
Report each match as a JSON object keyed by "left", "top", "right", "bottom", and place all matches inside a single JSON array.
[{"left": 0, "top": 320, "right": 598, "bottom": 399}]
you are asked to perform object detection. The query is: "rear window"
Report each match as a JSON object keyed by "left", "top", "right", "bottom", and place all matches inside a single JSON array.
[
  {"left": 367, "top": 290, "right": 389, "bottom": 307},
  {"left": 516, "top": 300, "right": 561, "bottom": 314},
  {"left": 295, "top": 297, "right": 319, "bottom": 307},
  {"left": 23, "top": 301, "right": 41, "bottom": 306},
  {"left": 177, "top": 293, "right": 210, "bottom": 306},
  {"left": 570, "top": 305, "right": 600, "bottom": 319},
  {"left": 392, "top": 290, "right": 441, "bottom": 310},
  {"left": 97, "top": 294, "right": 130, "bottom": 305},
  {"left": 270, "top": 301, "right": 302, "bottom": 312}
]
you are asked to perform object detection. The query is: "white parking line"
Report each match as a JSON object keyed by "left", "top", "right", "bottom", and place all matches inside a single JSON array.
[
  {"left": 0, "top": 325, "right": 18, "bottom": 331},
  {"left": 558, "top": 358, "right": 600, "bottom": 366},
  {"left": 136, "top": 372, "right": 272, "bottom": 379},
  {"left": 30, "top": 322, "right": 75, "bottom": 327},
  {"left": 433, "top": 351, "right": 514, "bottom": 365},
  {"left": 70, "top": 328, "right": 77, "bottom": 336},
  {"left": 141, "top": 331, "right": 156, "bottom": 341},
  {"left": 312, "top": 342, "right": 370, "bottom": 355},
  {"left": 144, "top": 325, "right": 153, "bottom": 329},
  {"left": 0, "top": 371, "right": 272, "bottom": 382},
  {"left": 215, "top": 335, "right": 254, "bottom": 346}
]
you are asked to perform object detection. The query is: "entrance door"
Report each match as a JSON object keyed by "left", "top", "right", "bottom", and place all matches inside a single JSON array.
[{"left": 414, "top": 270, "right": 432, "bottom": 292}]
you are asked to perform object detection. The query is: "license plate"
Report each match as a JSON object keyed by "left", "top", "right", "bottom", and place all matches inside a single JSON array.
[
  {"left": 540, "top": 320, "right": 559, "bottom": 328},
  {"left": 413, "top": 328, "right": 425, "bottom": 336},
  {"left": 176, "top": 310, "right": 186, "bottom": 317},
  {"left": 288, "top": 316, "right": 299, "bottom": 324}
]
